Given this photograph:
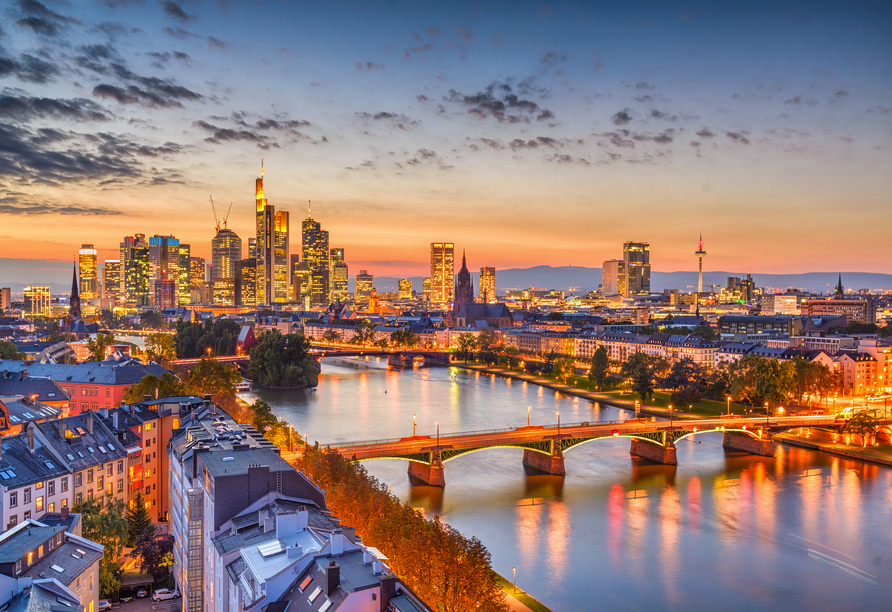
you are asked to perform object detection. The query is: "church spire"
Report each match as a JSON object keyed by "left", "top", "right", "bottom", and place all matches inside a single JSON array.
[
  {"left": 69, "top": 262, "right": 81, "bottom": 319},
  {"left": 835, "top": 274, "right": 844, "bottom": 298}
]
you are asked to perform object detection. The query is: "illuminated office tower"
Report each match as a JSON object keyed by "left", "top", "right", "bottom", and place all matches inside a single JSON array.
[
  {"left": 398, "top": 279, "right": 413, "bottom": 299},
  {"left": 24, "top": 285, "right": 51, "bottom": 317},
  {"left": 0, "top": 287, "right": 11, "bottom": 311},
  {"left": 78, "top": 244, "right": 98, "bottom": 299},
  {"left": 292, "top": 261, "right": 312, "bottom": 309},
  {"left": 329, "top": 248, "right": 348, "bottom": 302},
  {"left": 248, "top": 238, "right": 257, "bottom": 260},
  {"left": 479, "top": 267, "right": 496, "bottom": 303},
  {"left": 178, "top": 244, "right": 191, "bottom": 306},
  {"left": 120, "top": 233, "right": 147, "bottom": 297},
  {"left": 355, "top": 270, "right": 375, "bottom": 308},
  {"left": 602, "top": 259, "right": 625, "bottom": 296},
  {"left": 190, "top": 257, "right": 206, "bottom": 289},
  {"left": 301, "top": 211, "right": 329, "bottom": 305},
  {"left": 148, "top": 235, "right": 181, "bottom": 307},
  {"left": 430, "top": 242, "right": 454, "bottom": 304},
  {"left": 235, "top": 259, "right": 257, "bottom": 307},
  {"left": 622, "top": 241, "right": 651, "bottom": 297},
  {"left": 255, "top": 163, "right": 290, "bottom": 304},
  {"left": 423, "top": 277, "right": 432, "bottom": 302},
  {"left": 102, "top": 260, "right": 122, "bottom": 302},
  {"left": 125, "top": 246, "right": 150, "bottom": 306},
  {"left": 211, "top": 228, "right": 241, "bottom": 281}
]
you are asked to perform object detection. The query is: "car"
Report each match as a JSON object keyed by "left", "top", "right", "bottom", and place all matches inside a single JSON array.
[
  {"left": 98, "top": 600, "right": 112, "bottom": 612},
  {"left": 151, "top": 589, "right": 181, "bottom": 602},
  {"left": 119, "top": 589, "right": 134, "bottom": 603},
  {"left": 135, "top": 588, "right": 149, "bottom": 598}
]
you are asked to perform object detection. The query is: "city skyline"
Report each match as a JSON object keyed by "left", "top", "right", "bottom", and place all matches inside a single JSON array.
[{"left": 1, "top": 1, "right": 890, "bottom": 276}]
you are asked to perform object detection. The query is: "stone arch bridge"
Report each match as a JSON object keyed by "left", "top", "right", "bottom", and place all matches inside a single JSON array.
[{"left": 325, "top": 414, "right": 861, "bottom": 486}]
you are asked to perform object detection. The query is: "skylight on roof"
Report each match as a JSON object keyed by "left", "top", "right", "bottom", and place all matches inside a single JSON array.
[
  {"left": 44, "top": 461, "right": 55, "bottom": 469},
  {"left": 10, "top": 416, "right": 20, "bottom": 423},
  {"left": 99, "top": 446, "right": 107, "bottom": 454},
  {"left": 319, "top": 599, "right": 332, "bottom": 612},
  {"left": 307, "top": 586, "right": 322, "bottom": 603},
  {"left": 298, "top": 575, "right": 312, "bottom": 591},
  {"left": 76, "top": 452, "right": 83, "bottom": 458},
  {"left": 75, "top": 548, "right": 87, "bottom": 555},
  {"left": 87, "top": 447, "right": 95, "bottom": 453},
  {"left": 107, "top": 443, "right": 115, "bottom": 451},
  {"left": 22, "top": 412, "right": 34, "bottom": 419},
  {"left": 51, "top": 564, "right": 64, "bottom": 573},
  {"left": 76, "top": 428, "right": 86, "bottom": 436},
  {"left": 258, "top": 540, "right": 285, "bottom": 557},
  {"left": 66, "top": 454, "right": 74, "bottom": 461},
  {"left": 56, "top": 597, "right": 72, "bottom": 607}
]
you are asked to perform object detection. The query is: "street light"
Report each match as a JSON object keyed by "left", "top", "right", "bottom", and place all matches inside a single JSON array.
[
  {"left": 727, "top": 396, "right": 731, "bottom": 415},
  {"left": 669, "top": 404, "right": 673, "bottom": 427},
  {"left": 512, "top": 566, "right": 516, "bottom": 593},
  {"left": 413, "top": 413, "right": 416, "bottom": 437},
  {"left": 765, "top": 401, "right": 770, "bottom": 427}
]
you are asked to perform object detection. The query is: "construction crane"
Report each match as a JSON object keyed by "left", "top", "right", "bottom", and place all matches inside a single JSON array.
[{"left": 209, "top": 195, "right": 234, "bottom": 231}]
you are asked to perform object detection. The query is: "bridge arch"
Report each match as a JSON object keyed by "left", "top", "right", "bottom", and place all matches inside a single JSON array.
[
  {"left": 673, "top": 427, "right": 763, "bottom": 444},
  {"left": 440, "top": 444, "right": 552, "bottom": 463},
  {"left": 561, "top": 433, "right": 665, "bottom": 453}
]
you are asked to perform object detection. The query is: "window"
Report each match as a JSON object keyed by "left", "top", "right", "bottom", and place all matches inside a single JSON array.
[
  {"left": 107, "top": 464, "right": 113, "bottom": 476},
  {"left": 8, "top": 514, "right": 16, "bottom": 527},
  {"left": 145, "top": 423, "right": 152, "bottom": 432},
  {"left": 48, "top": 480, "right": 55, "bottom": 496},
  {"left": 145, "top": 487, "right": 150, "bottom": 495},
  {"left": 74, "top": 473, "right": 82, "bottom": 487},
  {"left": 307, "top": 586, "right": 322, "bottom": 603},
  {"left": 117, "top": 479, "right": 123, "bottom": 492},
  {"left": 298, "top": 575, "right": 312, "bottom": 591},
  {"left": 61, "top": 477, "right": 68, "bottom": 492},
  {"left": 37, "top": 544, "right": 43, "bottom": 558},
  {"left": 117, "top": 461, "right": 123, "bottom": 474},
  {"left": 48, "top": 502, "right": 55, "bottom": 512},
  {"left": 27, "top": 551, "right": 33, "bottom": 565},
  {"left": 145, "top": 439, "right": 150, "bottom": 448},
  {"left": 23, "top": 511, "right": 30, "bottom": 520},
  {"left": 87, "top": 469, "right": 93, "bottom": 484},
  {"left": 97, "top": 475, "right": 103, "bottom": 489},
  {"left": 23, "top": 488, "right": 30, "bottom": 504},
  {"left": 106, "top": 483, "right": 112, "bottom": 495},
  {"left": 35, "top": 481, "right": 43, "bottom": 489},
  {"left": 61, "top": 498, "right": 68, "bottom": 509},
  {"left": 35, "top": 496, "right": 43, "bottom": 512},
  {"left": 10, "top": 491, "right": 17, "bottom": 507},
  {"left": 87, "top": 489, "right": 93, "bottom": 500},
  {"left": 75, "top": 492, "right": 82, "bottom": 505}
]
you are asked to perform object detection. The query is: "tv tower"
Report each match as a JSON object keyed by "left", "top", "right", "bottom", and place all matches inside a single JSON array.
[{"left": 695, "top": 233, "right": 706, "bottom": 294}]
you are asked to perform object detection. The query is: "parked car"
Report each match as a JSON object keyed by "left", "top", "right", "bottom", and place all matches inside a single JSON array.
[
  {"left": 119, "top": 589, "right": 134, "bottom": 603},
  {"left": 152, "top": 589, "right": 181, "bottom": 602},
  {"left": 135, "top": 588, "right": 149, "bottom": 598},
  {"left": 98, "top": 600, "right": 112, "bottom": 612}
]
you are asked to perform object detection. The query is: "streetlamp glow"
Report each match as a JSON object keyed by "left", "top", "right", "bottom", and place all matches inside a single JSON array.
[
  {"left": 512, "top": 566, "right": 516, "bottom": 593},
  {"left": 527, "top": 405, "right": 531, "bottom": 426},
  {"left": 727, "top": 396, "right": 731, "bottom": 415},
  {"left": 413, "top": 413, "right": 416, "bottom": 437}
]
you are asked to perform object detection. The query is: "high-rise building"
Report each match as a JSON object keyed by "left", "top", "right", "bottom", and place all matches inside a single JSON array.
[
  {"left": 190, "top": 257, "right": 206, "bottom": 289},
  {"left": 398, "top": 278, "right": 413, "bottom": 299},
  {"left": 78, "top": 244, "right": 98, "bottom": 300},
  {"left": 355, "top": 270, "right": 375, "bottom": 308},
  {"left": 178, "top": 244, "right": 191, "bottom": 306},
  {"left": 24, "top": 286, "right": 51, "bottom": 317},
  {"left": 329, "top": 248, "right": 348, "bottom": 302},
  {"left": 453, "top": 251, "right": 474, "bottom": 315},
  {"left": 212, "top": 278, "right": 235, "bottom": 306},
  {"left": 301, "top": 215, "right": 329, "bottom": 306},
  {"left": 102, "top": 260, "right": 122, "bottom": 302},
  {"left": 255, "top": 164, "right": 290, "bottom": 304},
  {"left": 154, "top": 278, "right": 177, "bottom": 309},
  {"left": 148, "top": 235, "right": 181, "bottom": 307},
  {"left": 430, "top": 242, "right": 454, "bottom": 304},
  {"left": 120, "top": 233, "right": 147, "bottom": 298},
  {"left": 479, "top": 267, "right": 496, "bottom": 303},
  {"left": 622, "top": 242, "right": 650, "bottom": 297},
  {"left": 248, "top": 237, "right": 257, "bottom": 260},
  {"left": 0, "top": 287, "right": 11, "bottom": 311},
  {"left": 234, "top": 259, "right": 257, "bottom": 307},
  {"left": 125, "top": 246, "right": 150, "bottom": 306},
  {"left": 423, "top": 277, "right": 432, "bottom": 302},
  {"left": 211, "top": 228, "right": 241, "bottom": 281},
  {"left": 292, "top": 261, "right": 312, "bottom": 309},
  {"left": 602, "top": 259, "right": 625, "bottom": 296}
]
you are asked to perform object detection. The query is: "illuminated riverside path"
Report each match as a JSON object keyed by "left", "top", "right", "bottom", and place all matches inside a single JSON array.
[{"left": 242, "top": 358, "right": 892, "bottom": 611}]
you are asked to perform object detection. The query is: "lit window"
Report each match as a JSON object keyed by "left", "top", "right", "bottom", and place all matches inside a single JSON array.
[{"left": 307, "top": 586, "right": 322, "bottom": 603}]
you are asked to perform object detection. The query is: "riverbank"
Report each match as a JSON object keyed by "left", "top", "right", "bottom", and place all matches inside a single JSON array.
[
  {"left": 493, "top": 572, "right": 552, "bottom": 612},
  {"left": 774, "top": 432, "right": 892, "bottom": 467}
]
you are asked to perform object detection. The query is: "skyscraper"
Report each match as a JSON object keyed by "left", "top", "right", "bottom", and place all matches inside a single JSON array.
[
  {"left": 292, "top": 261, "right": 311, "bottom": 309},
  {"left": 0, "top": 287, "right": 12, "bottom": 311},
  {"left": 190, "top": 257, "right": 206, "bottom": 289},
  {"left": 178, "top": 244, "right": 191, "bottom": 306},
  {"left": 234, "top": 259, "right": 257, "bottom": 307},
  {"left": 148, "top": 235, "right": 181, "bottom": 307},
  {"left": 302, "top": 213, "right": 329, "bottom": 306},
  {"left": 422, "top": 277, "right": 432, "bottom": 302},
  {"left": 623, "top": 241, "right": 651, "bottom": 297},
  {"left": 355, "top": 270, "right": 375, "bottom": 308},
  {"left": 102, "top": 260, "right": 122, "bottom": 303},
  {"left": 248, "top": 237, "right": 257, "bottom": 260},
  {"left": 430, "top": 242, "right": 454, "bottom": 304},
  {"left": 602, "top": 259, "right": 625, "bottom": 296},
  {"left": 398, "top": 279, "right": 413, "bottom": 299},
  {"left": 479, "top": 267, "right": 496, "bottom": 303},
  {"left": 255, "top": 163, "right": 290, "bottom": 304},
  {"left": 24, "top": 286, "right": 51, "bottom": 317},
  {"left": 124, "top": 245, "right": 150, "bottom": 306},
  {"left": 120, "top": 233, "right": 147, "bottom": 299},
  {"left": 211, "top": 228, "right": 241, "bottom": 281},
  {"left": 330, "top": 248, "right": 349, "bottom": 303},
  {"left": 78, "top": 244, "right": 98, "bottom": 300}
]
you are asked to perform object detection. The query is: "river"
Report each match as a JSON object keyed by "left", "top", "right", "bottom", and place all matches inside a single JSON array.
[{"left": 240, "top": 357, "right": 892, "bottom": 611}]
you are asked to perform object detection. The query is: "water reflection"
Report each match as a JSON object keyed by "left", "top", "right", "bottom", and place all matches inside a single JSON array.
[{"left": 252, "top": 359, "right": 892, "bottom": 611}]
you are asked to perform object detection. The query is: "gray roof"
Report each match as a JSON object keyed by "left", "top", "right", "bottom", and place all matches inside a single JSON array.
[
  {"left": 22, "top": 541, "right": 103, "bottom": 587},
  {"left": 0, "top": 525, "right": 66, "bottom": 564},
  {"left": 0, "top": 434, "right": 71, "bottom": 489},
  {"left": 6, "top": 579, "right": 84, "bottom": 612},
  {"left": 0, "top": 361, "right": 172, "bottom": 386},
  {"left": 199, "top": 446, "right": 291, "bottom": 478},
  {"left": 1, "top": 398, "right": 61, "bottom": 427},
  {"left": 0, "top": 379, "right": 70, "bottom": 403},
  {"left": 36, "top": 413, "right": 127, "bottom": 473}
]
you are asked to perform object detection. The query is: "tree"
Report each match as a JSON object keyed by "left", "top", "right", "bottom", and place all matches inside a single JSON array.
[
  {"left": 248, "top": 331, "right": 319, "bottom": 388},
  {"left": 140, "top": 311, "right": 166, "bottom": 330},
  {"left": 671, "top": 385, "right": 703, "bottom": 407},
  {"left": 85, "top": 332, "right": 116, "bottom": 361},
  {"left": 99, "top": 561, "right": 122, "bottom": 599},
  {"left": 390, "top": 328, "right": 419, "bottom": 349},
  {"left": 552, "top": 357, "right": 575, "bottom": 383},
  {"left": 846, "top": 411, "right": 878, "bottom": 447},
  {"left": 145, "top": 332, "right": 177, "bottom": 366},
  {"left": 456, "top": 333, "right": 478, "bottom": 363},
  {"left": 588, "top": 347, "right": 610, "bottom": 388},
  {"left": 187, "top": 356, "right": 242, "bottom": 399},
  {"left": 174, "top": 318, "right": 240, "bottom": 358},
  {"left": 546, "top": 312, "right": 565, "bottom": 321},
  {"left": 632, "top": 361, "right": 655, "bottom": 402},
  {"left": 689, "top": 325, "right": 720, "bottom": 341},
  {"left": 374, "top": 337, "right": 389, "bottom": 349},
  {"left": 249, "top": 399, "right": 278, "bottom": 433},
  {"left": 321, "top": 329, "right": 343, "bottom": 344},
  {"left": 663, "top": 357, "right": 704, "bottom": 391},
  {"left": 351, "top": 321, "right": 376, "bottom": 345},
  {"left": 702, "top": 367, "right": 732, "bottom": 400},
  {"left": 124, "top": 373, "right": 186, "bottom": 403},
  {"left": 74, "top": 495, "right": 129, "bottom": 562},
  {"left": 127, "top": 492, "right": 154, "bottom": 546},
  {"left": 0, "top": 340, "right": 25, "bottom": 360},
  {"left": 135, "top": 530, "right": 173, "bottom": 579}
]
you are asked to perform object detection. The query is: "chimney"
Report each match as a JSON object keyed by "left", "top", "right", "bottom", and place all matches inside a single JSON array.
[
  {"left": 325, "top": 561, "right": 340, "bottom": 596},
  {"left": 143, "top": 395, "right": 151, "bottom": 403},
  {"left": 296, "top": 506, "right": 308, "bottom": 531},
  {"left": 57, "top": 419, "right": 65, "bottom": 437},
  {"left": 130, "top": 404, "right": 135, "bottom": 417},
  {"left": 26, "top": 422, "right": 35, "bottom": 452},
  {"left": 286, "top": 544, "right": 303, "bottom": 559},
  {"left": 378, "top": 575, "right": 397, "bottom": 612},
  {"left": 99, "top": 407, "right": 108, "bottom": 419},
  {"left": 330, "top": 529, "right": 344, "bottom": 556},
  {"left": 60, "top": 505, "right": 69, "bottom": 520},
  {"left": 112, "top": 410, "right": 119, "bottom": 430},
  {"left": 85, "top": 412, "right": 93, "bottom": 434},
  {"left": 0, "top": 437, "right": 3, "bottom": 462},
  {"left": 372, "top": 561, "right": 383, "bottom": 575}
]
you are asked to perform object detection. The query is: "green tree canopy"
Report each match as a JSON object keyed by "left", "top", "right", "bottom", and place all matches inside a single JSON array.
[
  {"left": 456, "top": 333, "right": 478, "bottom": 363},
  {"left": 123, "top": 373, "right": 186, "bottom": 403},
  {"left": 248, "top": 331, "right": 319, "bottom": 388},
  {"left": 663, "top": 357, "right": 704, "bottom": 391},
  {"left": 145, "top": 332, "right": 177, "bottom": 365},
  {"left": 175, "top": 318, "right": 241, "bottom": 358},
  {"left": 140, "top": 311, "right": 166, "bottom": 330},
  {"left": 390, "top": 328, "right": 419, "bottom": 349},
  {"left": 552, "top": 357, "right": 575, "bottom": 383},
  {"left": 187, "top": 356, "right": 242, "bottom": 399},
  {"left": 127, "top": 491, "right": 154, "bottom": 546},
  {"left": 74, "top": 495, "right": 129, "bottom": 562},
  {"left": 85, "top": 332, "right": 116, "bottom": 361},
  {"left": 0, "top": 340, "right": 26, "bottom": 360},
  {"left": 588, "top": 346, "right": 610, "bottom": 388}
]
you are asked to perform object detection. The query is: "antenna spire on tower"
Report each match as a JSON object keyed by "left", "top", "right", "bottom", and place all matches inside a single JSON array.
[
  {"left": 261, "top": 157, "right": 264, "bottom": 177},
  {"left": 308, "top": 199, "right": 311, "bottom": 217}
]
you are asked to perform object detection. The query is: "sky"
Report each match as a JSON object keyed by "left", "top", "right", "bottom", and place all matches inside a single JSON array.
[{"left": 1, "top": 0, "right": 891, "bottom": 283}]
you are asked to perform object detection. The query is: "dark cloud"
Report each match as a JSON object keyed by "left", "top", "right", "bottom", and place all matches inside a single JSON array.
[
  {"left": 83, "top": 132, "right": 185, "bottom": 158},
  {"left": 164, "top": 26, "right": 200, "bottom": 39},
  {"left": 545, "top": 153, "right": 590, "bottom": 165},
  {"left": 830, "top": 89, "right": 849, "bottom": 103},
  {"left": 594, "top": 131, "right": 635, "bottom": 147},
  {"left": 540, "top": 51, "right": 568, "bottom": 65},
  {"left": 94, "top": 22, "right": 142, "bottom": 37},
  {"left": 695, "top": 127, "right": 715, "bottom": 138},
  {"left": 650, "top": 109, "right": 677, "bottom": 121},
  {"left": 161, "top": 1, "right": 196, "bottom": 21},
  {"left": 635, "top": 81, "right": 655, "bottom": 90},
  {"left": 193, "top": 119, "right": 275, "bottom": 149},
  {"left": 355, "top": 111, "right": 418, "bottom": 130},
  {"left": 725, "top": 131, "right": 750, "bottom": 145},
  {"left": 149, "top": 50, "right": 191, "bottom": 67},
  {"left": 355, "top": 61, "right": 385, "bottom": 72},
  {"left": 612, "top": 110, "right": 632, "bottom": 125},
  {"left": 15, "top": 0, "right": 79, "bottom": 37},
  {"left": 0, "top": 54, "right": 60, "bottom": 84},
  {"left": 634, "top": 95, "right": 653, "bottom": 103},
  {"left": 446, "top": 80, "right": 553, "bottom": 123},
  {"left": 207, "top": 36, "right": 227, "bottom": 50},
  {"left": 253, "top": 118, "right": 311, "bottom": 130},
  {"left": 416, "top": 94, "right": 430, "bottom": 103},
  {"left": 425, "top": 26, "right": 441, "bottom": 37},
  {"left": 0, "top": 196, "right": 122, "bottom": 216},
  {"left": 402, "top": 42, "right": 435, "bottom": 61},
  {"left": 785, "top": 95, "right": 802, "bottom": 105},
  {"left": 405, "top": 147, "right": 452, "bottom": 170},
  {"left": 509, "top": 136, "right": 561, "bottom": 150},
  {"left": 91, "top": 62, "right": 203, "bottom": 108},
  {"left": 0, "top": 93, "right": 110, "bottom": 122},
  {"left": 454, "top": 28, "right": 474, "bottom": 43},
  {"left": 689, "top": 140, "right": 701, "bottom": 147}
]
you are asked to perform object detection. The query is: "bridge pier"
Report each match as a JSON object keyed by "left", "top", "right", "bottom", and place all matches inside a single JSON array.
[
  {"left": 723, "top": 431, "right": 775, "bottom": 457},
  {"left": 387, "top": 354, "right": 412, "bottom": 367},
  {"left": 407, "top": 450, "right": 445, "bottom": 486},
  {"left": 630, "top": 438, "right": 677, "bottom": 465},
  {"left": 522, "top": 449, "right": 566, "bottom": 475}
]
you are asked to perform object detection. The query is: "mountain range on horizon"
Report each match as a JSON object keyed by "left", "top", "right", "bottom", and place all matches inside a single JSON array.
[{"left": 3, "top": 259, "right": 890, "bottom": 298}]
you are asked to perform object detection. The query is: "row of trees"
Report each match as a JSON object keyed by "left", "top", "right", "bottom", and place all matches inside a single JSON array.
[
  {"left": 293, "top": 446, "right": 507, "bottom": 612},
  {"left": 318, "top": 323, "right": 422, "bottom": 350},
  {"left": 174, "top": 318, "right": 241, "bottom": 358}
]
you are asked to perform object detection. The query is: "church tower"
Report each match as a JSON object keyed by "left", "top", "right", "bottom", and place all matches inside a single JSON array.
[
  {"left": 69, "top": 262, "right": 82, "bottom": 319},
  {"left": 453, "top": 250, "right": 474, "bottom": 316},
  {"left": 834, "top": 274, "right": 844, "bottom": 298}
]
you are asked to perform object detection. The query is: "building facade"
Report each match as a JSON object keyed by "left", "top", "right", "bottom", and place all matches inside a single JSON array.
[
  {"left": 479, "top": 266, "right": 496, "bottom": 303},
  {"left": 430, "top": 242, "right": 454, "bottom": 304},
  {"left": 78, "top": 245, "right": 98, "bottom": 300},
  {"left": 622, "top": 242, "right": 650, "bottom": 296}
]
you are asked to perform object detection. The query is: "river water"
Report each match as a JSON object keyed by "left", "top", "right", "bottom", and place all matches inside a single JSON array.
[{"left": 241, "top": 358, "right": 892, "bottom": 611}]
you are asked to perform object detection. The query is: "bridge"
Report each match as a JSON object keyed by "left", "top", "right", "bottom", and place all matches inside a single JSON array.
[
  {"left": 171, "top": 348, "right": 450, "bottom": 370},
  {"left": 324, "top": 414, "right": 876, "bottom": 486}
]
